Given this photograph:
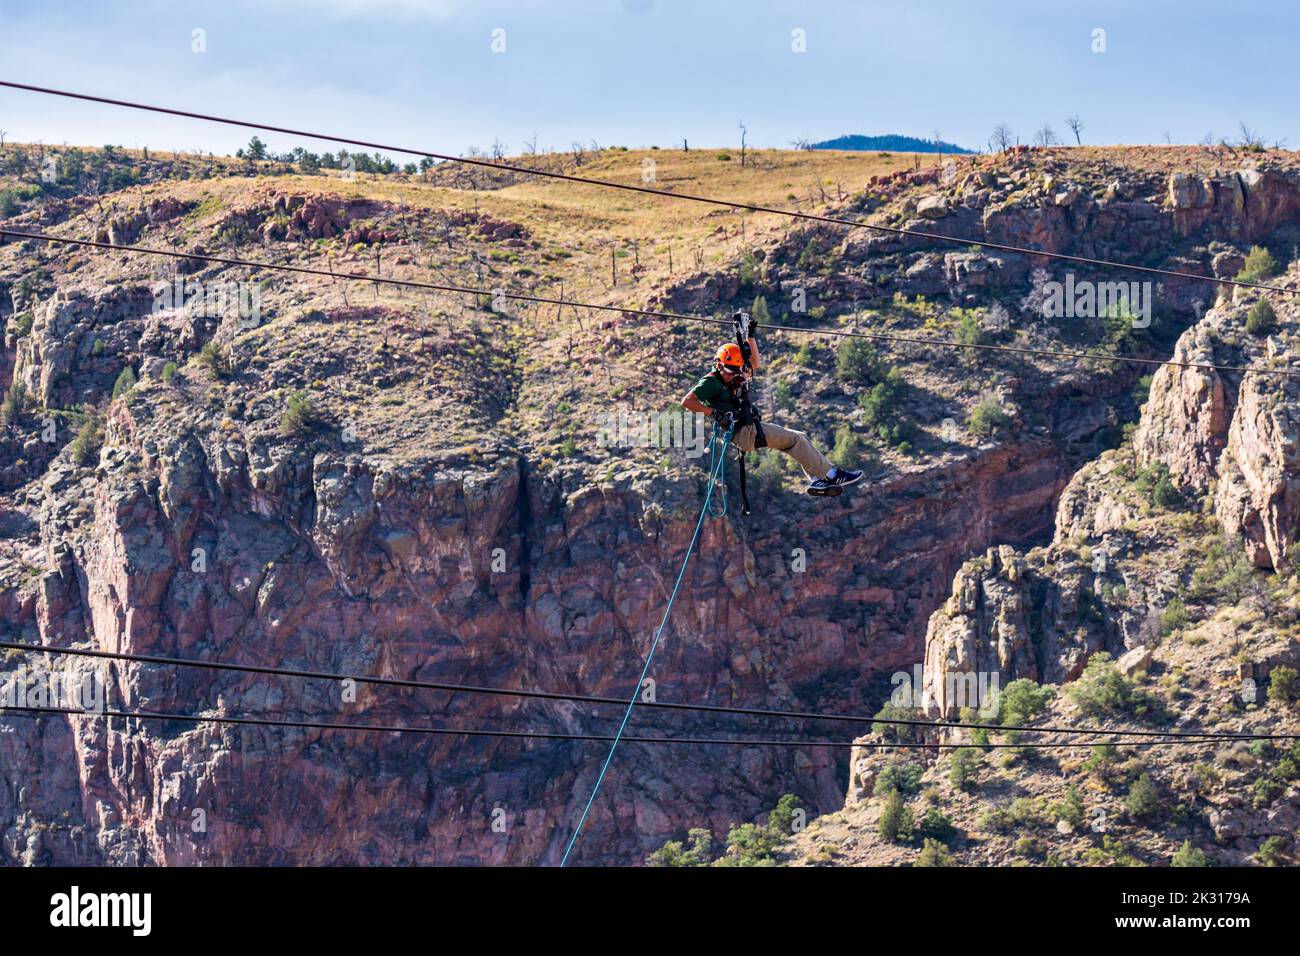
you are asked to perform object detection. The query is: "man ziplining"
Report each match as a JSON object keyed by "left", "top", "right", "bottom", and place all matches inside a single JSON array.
[{"left": 680, "top": 311, "right": 863, "bottom": 498}]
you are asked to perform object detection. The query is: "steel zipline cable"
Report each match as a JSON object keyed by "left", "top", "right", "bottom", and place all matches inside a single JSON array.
[
  {"left": 2, "top": 639, "right": 1295, "bottom": 744},
  {"left": 0, "top": 703, "right": 1274, "bottom": 750},
  {"left": 1, "top": 228, "right": 1296, "bottom": 381},
  {"left": 2, "top": 79, "right": 1298, "bottom": 298}
]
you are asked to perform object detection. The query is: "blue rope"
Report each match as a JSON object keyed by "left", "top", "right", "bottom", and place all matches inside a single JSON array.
[{"left": 559, "top": 425, "right": 734, "bottom": 866}]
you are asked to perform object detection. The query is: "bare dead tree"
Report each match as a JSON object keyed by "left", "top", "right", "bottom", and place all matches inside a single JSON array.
[
  {"left": 989, "top": 123, "right": 1015, "bottom": 152},
  {"left": 790, "top": 136, "right": 811, "bottom": 151},
  {"left": 490, "top": 138, "right": 508, "bottom": 161},
  {"left": 1034, "top": 125, "right": 1060, "bottom": 147},
  {"left": 1238, "top": 121, "right": 1263, "bottom": 150},
  {"left": 523, "top": 133, "right": 538, "bottom": 156},
  {"left": 681, "top": 138, "right": 688, "bottom": 152},
  {"left": 1066, "top": 114, "right": 1083, "bottom": 145},
  {"left": 571, "top": 142, "right": 587, "bottom": 166},
  {"left": 738, "top": 120, "right": 748, "bottom": 168}
]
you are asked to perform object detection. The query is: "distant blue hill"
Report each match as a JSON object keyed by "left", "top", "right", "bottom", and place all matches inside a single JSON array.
[{"left": 811, "top": 134, "right": 975, "bottom": 154}]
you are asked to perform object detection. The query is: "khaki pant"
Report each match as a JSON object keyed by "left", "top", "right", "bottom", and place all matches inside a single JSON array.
[{"left": 733, "top": 422, "right": 833, "bottom": 480}]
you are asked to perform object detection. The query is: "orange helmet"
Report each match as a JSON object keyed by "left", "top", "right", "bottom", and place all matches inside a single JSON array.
[{"left": 715, "top": 343, "right": 745, "bottom": 370}]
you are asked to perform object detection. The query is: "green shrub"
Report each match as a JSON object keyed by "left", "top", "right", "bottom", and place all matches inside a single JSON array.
[
  {"left": 745, "top": 446, "right": 788, "bottom": 495},
  {"left": 198, "top": 341, "right": 230, "bottom": 378},
  {"left": 878, "top": 789, "right": 913, "bottom": 843},
  {"left": 1190, "top": 538, "right": 1256, "bottom": 602},
  {"left": 1, "top": 383, "right": 30, "bottom": 427},
  {"left": 766, "top": 794, "right": 804, "bottom": 837},
  {"left": 1082, "top": 834, "right": 1143, "bottom": 867},
  {"left": 717, "top": 822, "right": 781, "bottom": 866},
  {"left": 111, "top": 366, "right": 137, "bottom": 399},
  {"left": 1256, "top": 836, "right": 1287, "bottom": 866},
  {"left": 1084, "top": 743, "right": 1119, "bottom": 778},
  {"left": 647, "top": 828, "right": 713, "bottom": 867},
  {"left": 1237, "top": 245, "right": 1280, "bottom": 284},
  {"left": 1134, "top": 461, "right": 1180, "bottom": 510},
  {"left": 967, "top": 398, "right": 1011, "bottom": 438},
  {"left": 874, "top": 760, "right": 924, "bottom": 797},
  {"left": 796, "top": 236, "right": 833, "bottom": 274},
  {"left": 1067, "top": 653, "right": 1151, "bottom": 717},
  {"left": 279, "top": 391, "right": 319, "bottom": 437},
  {"left": 1124, "top": 772, "right": 1162, "bottom": 822},
  {"left": 715, "top": 793, "right": 804, "bottom": 866},
  {"left": 956, "top": 311, "right": 987, "bottom": 348},
  {"left": 1160, "top": 596, "right": 1188, "bottom": 636},
  {"left": 13, "top": 311, "right": 33, "bottom": 337},
  {"left": 0, "top": 188, "right": 21, "bottom": 217},
  {"left": 917, "top": 806, "right": 956, "bottom": 844},
  {"left": 871, "top": 700, "right": 923, "bottom": 745},
  {"left": 831, "top": 423, "right": 868, "bottom": 465},
  {"left": 1172, "top": 840, "right": 1208, "bottom": 867},
  {"left": 915, "top": 838, "right": 955, "bottom": 866},
  {"left": 997, "top": 678, "right": 1054, "bottom": 724},
  {"left": 1051, "top": 786, "right": 1086, "bottom": 829},
  {"left": 69, "top": 416, "right": 103, "bottom": 467},
  {"left": 1277, "top": 742, "right": 1300, "bottom": 780},
  {"left": 949, "top": 747, "right": 981, "bottom": 790},
  {"left": 835, "top": 338, "right": 886, "bottom": 386},
  {"left": 859, "top": 369, "right": 919, "bottom": 450},
  {"left": 648, "top": 794, "right": 801, "bottom": 867},
  {"left": 772, "top": 378, "right": 794, "bottom": 411},
  {"left": 975, "top": 805, "right": 1012, "bottom": 833},
  {"left": 1246, "top": 298, "right": 1278, "bottom": 337},
  {"left": 1268, "top": 665, "right": 1299, "bottom": 705},
  {"left": 1252, "top": 776, "right": 1282, "bottom": 808},
  {"left": 792, "top": 341, "right": 814, "bottom": 366},
  {"left": 1008, "top": 797, "right": 1047, "bottom": 827},
  {"left": 161, "top": 361, "right": 179, "bottom": 383}
]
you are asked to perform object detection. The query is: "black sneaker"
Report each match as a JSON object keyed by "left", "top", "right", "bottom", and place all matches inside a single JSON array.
[{"left": 807, "top": 468, "right": 862, "bottom": 497}]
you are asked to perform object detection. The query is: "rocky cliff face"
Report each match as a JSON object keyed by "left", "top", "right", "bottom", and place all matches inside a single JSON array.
[
  {"left": 919, "top": 284, "right": 1300, "bottom": 719},
  {"left": 1, "top": 347, "right": 1088, "bottom": 863},
  {"left": 6, "top": 147, "right": 1300, "bottom": 866}
]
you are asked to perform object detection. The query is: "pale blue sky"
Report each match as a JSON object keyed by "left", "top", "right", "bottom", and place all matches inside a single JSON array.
[{"left": 0, "top": 0, "right": 1294, "bottom": 158}]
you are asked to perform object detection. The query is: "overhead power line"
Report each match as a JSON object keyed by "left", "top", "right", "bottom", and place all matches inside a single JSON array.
[
  {"left": 1, "top": 228, "right": 1294, "bottom": 381},
  {"left": 3, "top": 639, "right": 1295, "bottom": 743},
  {"left": 1, "top": 80, "right": 1297, "bottom": 299},
  {"left": 0, "top": 704, "right": 1267, "bottom": 750}
]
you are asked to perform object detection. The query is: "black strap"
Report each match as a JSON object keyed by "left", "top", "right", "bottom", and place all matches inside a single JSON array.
[{"left": 738, "top": 452, "right": 752, "bottom": 515}]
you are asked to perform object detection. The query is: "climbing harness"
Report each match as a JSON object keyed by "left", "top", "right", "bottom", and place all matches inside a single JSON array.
[
  {"left": 560, "top": 422, "right": 735, "bottom": 865},
  {"left": 729, "top": 311, "right": 765, "bottom": 516}
]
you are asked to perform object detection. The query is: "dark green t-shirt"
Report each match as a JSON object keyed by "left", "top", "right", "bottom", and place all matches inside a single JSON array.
[{"left": 692, "top": 370, "right": 740, "bottom": 413}]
